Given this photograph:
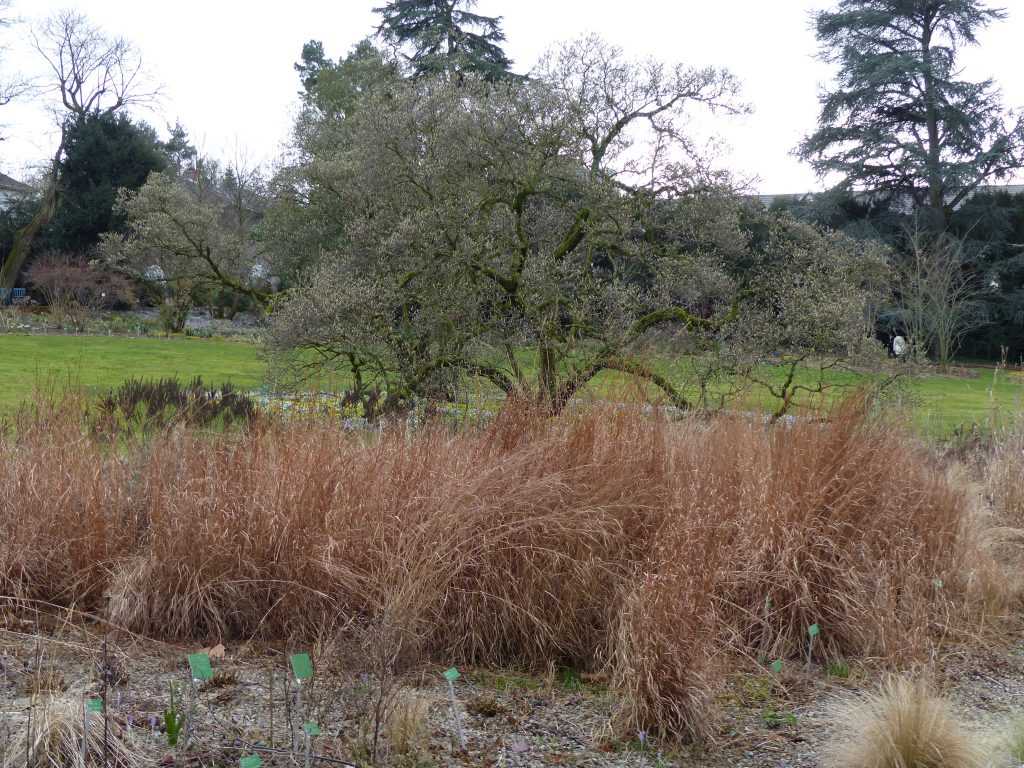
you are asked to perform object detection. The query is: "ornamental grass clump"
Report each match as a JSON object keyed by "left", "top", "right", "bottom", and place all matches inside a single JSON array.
[{"left": 0, "top": 395, "right": 1011, "bottom": 743}]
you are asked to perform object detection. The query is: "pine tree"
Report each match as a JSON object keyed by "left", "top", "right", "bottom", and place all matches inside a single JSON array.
[
  {"left": 374, "top": 0, "right": 514, "bottom": 82},
  {"left": 798, "top": 0, "right": 1024, "bottom": 228}
]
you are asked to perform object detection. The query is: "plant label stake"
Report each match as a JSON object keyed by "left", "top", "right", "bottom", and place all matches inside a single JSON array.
[
  {"left": 240, "top": 755, "right": 262, "bottom": 768},
  {"left": 290, "top": 654, "right": 313, "bottom": 752},
  {"left": 302, "top": 722, "right": 320, "bottom": 768},
  {"left": 442, "top": 667, "right": 465, "bottom": 750},
  {"left": 770, "top": 659, "right": 783, "bottom": 674},
  {"left": 187, "top": 653, "right": 213, "bottom": 683},
  {"left": 184, "top": 653, "right": 211, "bottom": 747},
  {"left": 807, "top": 623, "right": 820, "bottom": 663},
  {"left": 289, "top": 653, "right": 313, "bottom": 683}
]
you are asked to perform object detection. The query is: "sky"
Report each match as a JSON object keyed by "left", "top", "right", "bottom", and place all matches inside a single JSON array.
[{"left": 1, "top": 0, "right": 1023, "bottom": 194}]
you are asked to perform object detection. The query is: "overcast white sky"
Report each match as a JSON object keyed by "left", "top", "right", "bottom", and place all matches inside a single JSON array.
[{"left": 2, "top": 0, "right": 1022, "bottom": 193}]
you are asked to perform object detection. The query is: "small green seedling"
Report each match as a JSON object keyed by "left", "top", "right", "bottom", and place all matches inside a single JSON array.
[
  {"left": 762, "top": 708, "right": 798, "bottom": 729},
  {"left": 827, "top": 660, "right": 851, "bottom": 679},
  {"left": 290, "top": 653, "right": 314, "bottom": 682},
  {"left": 164, "top": 684, "right": 184, "bottom": 747},
  {"left": 240, "top": 755, "right": 263, "bottom": 768},
  {"left": 187, "top": 653, "right": 213, "bottom": 682}
]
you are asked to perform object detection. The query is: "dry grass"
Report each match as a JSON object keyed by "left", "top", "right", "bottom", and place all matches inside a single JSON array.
[
  {"left": 827, "top": 676, "right": 983, "bottom": 768},
  {"left": 1002, "top": 715, "right": 1024, "bottom": 766},
  {"left": 7, "top": 694, "right": 141, "bottom": 768},
  {"left": 0, "top": 397, "right": 1014, "bottom": 743},
  {"left": 384, "top": 689, "right": 432, "bottom": 758}
]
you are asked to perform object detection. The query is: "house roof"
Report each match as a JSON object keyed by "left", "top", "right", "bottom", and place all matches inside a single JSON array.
[{"left": 0, "top": 172, "right": 31, "bottom": 193}]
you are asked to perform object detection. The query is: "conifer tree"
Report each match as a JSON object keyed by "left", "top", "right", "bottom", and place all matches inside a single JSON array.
[{"left": 374, "top": 0, "right": 514, "bottom": 81}]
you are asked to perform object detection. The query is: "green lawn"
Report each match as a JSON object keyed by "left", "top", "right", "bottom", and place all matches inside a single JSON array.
[
  {"left": 1, "top": 333, "right": 1021, "bottom": 436},
  {"left": 0, "top": 334, "right": 266, "bottom": 410}
]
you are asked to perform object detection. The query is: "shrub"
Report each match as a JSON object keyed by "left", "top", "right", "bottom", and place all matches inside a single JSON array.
[
  {"left": 27, "top": 252, "right": 136, "bottom": 315},
  {"left": 95, "top": 377, "right": 257, "bottom": 435},
  {"left": 827, "top": 676, "right": 982, "bottom": 768}
]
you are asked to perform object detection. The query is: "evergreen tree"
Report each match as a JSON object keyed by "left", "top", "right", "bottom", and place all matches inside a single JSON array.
[
  {"left": 43, "top": 112, "right": 167, "bottom": 254},
  {"left": 798, "top": 0, "right": 1024, "bottom": 228},
  {"left": 295, "top": 38, "right": 398, "bottom": 118},
  {"left": 373, "top": 0, "right": 514, "bottom": 81}
]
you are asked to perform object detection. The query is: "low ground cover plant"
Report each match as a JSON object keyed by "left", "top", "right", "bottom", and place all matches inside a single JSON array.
[{"left": 0, "top": 397, "right": 1018, "bottom": 743}]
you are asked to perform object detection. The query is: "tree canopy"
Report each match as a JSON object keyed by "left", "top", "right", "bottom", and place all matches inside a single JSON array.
[
  {"left": 799, "top": 0, "right": 1024, "bottom": 228},
  {"left": 374, "top": 0, "right": 514, "bottom": 81},
  {"left": 42, "top": 112, "right": 167, "bottom": 254}
]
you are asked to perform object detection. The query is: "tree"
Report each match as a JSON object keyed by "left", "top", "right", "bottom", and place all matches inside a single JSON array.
[
  {"left": 295, "top": 38, "right": 398, "bottom": 119},
  {"left": 41, "top": 112, "right": 167, "bottom": 254},
  {"left": 101, "top": 166, "right": 268, "bottom": 330},
  {"left": 950, "top": 189, "right": 1024, "bottom": 359},
  {"left": 374, "top": 0, "right": 514, "bottom": 81},
  {"left": 0, "top": 10, "right": 156, "bottom": 297},
  {"left": 263, "top": 39, "right": 401, "bottom": 285},
  {"left": 270, "top": 38, "right": 756, "bottom": 412},
  {"left": 895, "top": 225, "right": 986, "bottom": 367},
  {"left": 799, "top": 0, "right": 1024, "bottom": 228}
]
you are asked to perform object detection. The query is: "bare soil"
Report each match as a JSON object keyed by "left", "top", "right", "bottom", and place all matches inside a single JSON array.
[{"left": 3, "top": 612, "right": 1022, "bottom": 768}]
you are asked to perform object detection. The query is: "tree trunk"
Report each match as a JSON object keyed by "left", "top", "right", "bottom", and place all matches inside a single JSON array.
[
  {"left": 538, "top": 343, "right": 557, "bottom": 411},
  {"left": 0, "top": 142, "right": 64, "bottom": 296},
  {"left": 920, "top": 21, "right": 949, "bottom": 229}
]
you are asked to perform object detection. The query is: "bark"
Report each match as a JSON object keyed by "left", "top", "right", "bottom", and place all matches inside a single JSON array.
[{"left": 0, "top": 143, "right": 63, "bottom": 295}]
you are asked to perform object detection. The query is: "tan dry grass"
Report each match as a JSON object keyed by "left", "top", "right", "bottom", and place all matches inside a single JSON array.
[
  {"left": 0, "top": 398, "right": 1013, "bottom": 742},
  {"left": 827, "top": 676, "right": 983, "bottom": 768}
]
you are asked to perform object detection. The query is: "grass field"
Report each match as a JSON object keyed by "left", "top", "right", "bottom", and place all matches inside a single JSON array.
[
  {"left": 0, "top": 332, "right": 1021, "bottom": 435},
  {"left": 0, "top": 334, "right": 266, "bottom": 410}
]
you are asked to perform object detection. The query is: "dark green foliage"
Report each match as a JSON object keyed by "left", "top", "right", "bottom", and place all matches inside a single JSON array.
[
  {"left": 43, "top": 112, "right": 167, "bottom": 254},
  {"left": 799, "top": 0, "right": 1024, "bottom": 226},
  {"left": 96, "top": 377, "right": 257, "bottom": 434},
  {"left": 951, "top": 190, "right": 1024, "bottom": 358},
  {"left": 162, "top": 121, "right": 198, "bottom": 177},
  {"left": 374, "top": 0, "right": 514, "bottom": 81},
  {"left": 295, "top": 38, "right": 399, "bottom": 118}
]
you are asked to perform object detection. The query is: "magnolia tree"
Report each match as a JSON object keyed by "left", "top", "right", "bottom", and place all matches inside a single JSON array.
[
  {"left": 101, "top": 166, "right": 268, "bottom": 330},
  {"left": 270, "top": 36, "right": 886, "bottom": 413}
]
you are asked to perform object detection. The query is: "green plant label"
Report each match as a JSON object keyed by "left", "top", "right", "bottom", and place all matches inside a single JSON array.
[
  {"left": 933, "top": 578, "right": 944, "bottom": 589},
  {"left": 770, "top": 659, "right": 783, "bottom": 674},
  {"left": 86, "top": 698, "right": 103, "bottom": 713},
  {"left": 290, "top": 653, "right": 314, "bottom": 681},
  {"left": 302, "top": 722, "right": 320, "bottom": 737},
  {"left": 443, "top": 667, "right": 460, "bottom": 683},
  {"left": 187, "top": 652, "right": 213, "bottom": 681},
  {"left": 240, "top": 756, "right": 262, "bottom": 768},
  {"left": 807, "top": 623, "right": 820, "bottom": 639}
]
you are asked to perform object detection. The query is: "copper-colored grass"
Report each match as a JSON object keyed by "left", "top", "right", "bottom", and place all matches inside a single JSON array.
[{"left": 0, "top": 398, "right": 1008, "bottom": 742}]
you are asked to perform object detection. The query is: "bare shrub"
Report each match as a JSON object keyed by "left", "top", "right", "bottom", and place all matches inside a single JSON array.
[
  {"left": 26, "top": 253, "right": 136, "bottom": 330},
  {"left": 827, "top": 676, "right": 982, "bottom": 768}
]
